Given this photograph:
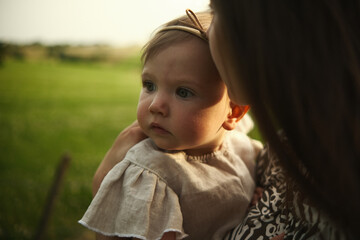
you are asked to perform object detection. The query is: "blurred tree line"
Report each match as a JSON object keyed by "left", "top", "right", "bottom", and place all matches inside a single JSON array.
[{"left": 0, "top": 41, "right": 141, "bottom": 65}]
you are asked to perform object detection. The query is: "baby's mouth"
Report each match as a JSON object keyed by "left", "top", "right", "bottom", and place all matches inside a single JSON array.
[{"left": 150, "top": 123, "right": 170, "bottom": 134}]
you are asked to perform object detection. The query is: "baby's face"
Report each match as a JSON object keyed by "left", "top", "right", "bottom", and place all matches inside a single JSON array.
[{"left": 137, "top": 38, "right": 231, "bottom": 156}]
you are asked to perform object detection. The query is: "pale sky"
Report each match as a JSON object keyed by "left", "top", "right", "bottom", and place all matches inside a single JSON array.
[{"left": 0, "top": 0, "right": 210, "bottom": 46}]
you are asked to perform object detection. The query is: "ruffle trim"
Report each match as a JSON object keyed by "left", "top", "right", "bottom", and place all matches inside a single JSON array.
[{"left": 78, "top": 220, "right": 188, "bottom": 240}]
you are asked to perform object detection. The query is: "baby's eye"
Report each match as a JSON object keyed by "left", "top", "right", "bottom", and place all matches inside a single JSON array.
[
  {"left": 143, "top": 81, "right": 156, "bottom": 92},
  {"left": 176, "top": 87, "right": 194, "bottom": 98}
]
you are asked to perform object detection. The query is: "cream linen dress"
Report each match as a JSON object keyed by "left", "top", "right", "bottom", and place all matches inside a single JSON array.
[{"left": 79, "top": 120, "right": 262, "bottom": 240}]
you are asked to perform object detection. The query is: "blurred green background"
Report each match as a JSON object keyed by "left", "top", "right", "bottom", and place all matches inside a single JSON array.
[
  {"left": 0, "top": 43, "right": 262, "bottom": 239},
  {"left": 0, "top": 43, "right": 142, "bottom": 239}
]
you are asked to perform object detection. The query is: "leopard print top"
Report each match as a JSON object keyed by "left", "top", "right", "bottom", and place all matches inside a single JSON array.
[{"left": 224, "top": 145, "right": 348, "bottom": 240}]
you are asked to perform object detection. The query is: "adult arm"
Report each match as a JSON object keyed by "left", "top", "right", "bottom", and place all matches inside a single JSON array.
[
  {"left": 92, "top": 121, "right": 147, "bottom": 196},
  {"left": 92, "top": 122, "right": 179, "bottom": 240}
]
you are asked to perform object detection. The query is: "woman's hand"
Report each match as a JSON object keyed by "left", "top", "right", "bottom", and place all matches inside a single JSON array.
[
  {"left": 250, "top": 187, "right": 264, "bottom": 206},
  {"left": 92, "top": 121, "right": 147, "bottom": 196},
  {"left": 271, "top": 233, "right": 285, "bottom": 240}
]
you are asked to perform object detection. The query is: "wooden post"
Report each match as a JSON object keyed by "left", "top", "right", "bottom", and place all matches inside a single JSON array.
[{"left": 33, "top": 153, "right": 71, "bottom": 240}]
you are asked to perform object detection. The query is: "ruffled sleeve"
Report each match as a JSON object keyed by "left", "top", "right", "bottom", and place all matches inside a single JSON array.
[{"left": 79, "top": 159, "right": 187, "bottom": 240}]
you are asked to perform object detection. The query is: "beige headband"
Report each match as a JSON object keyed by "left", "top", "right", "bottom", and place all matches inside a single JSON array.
[{"left": 158, "top": 9, "right": 208, "bottom": 42}]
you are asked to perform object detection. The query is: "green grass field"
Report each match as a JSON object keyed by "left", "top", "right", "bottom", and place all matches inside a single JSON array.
[
  {"left": 0, "top": 57, "right": 262, "bottom": 239},
  {"left": 0, "top": 58, "right": 142, "bottom": 239}
]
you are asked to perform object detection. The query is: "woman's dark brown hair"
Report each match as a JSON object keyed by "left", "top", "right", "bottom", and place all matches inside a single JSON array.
[{"left": 211, "top": 0, "right": 359, "bottom": 236}]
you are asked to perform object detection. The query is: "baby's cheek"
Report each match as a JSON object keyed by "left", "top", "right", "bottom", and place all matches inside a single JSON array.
[
  {"left": 179, "top": 117, "right": 208, "bottom": 142},
  {"left": 136, "top": 106, "right": 148, "bottom": 129}
]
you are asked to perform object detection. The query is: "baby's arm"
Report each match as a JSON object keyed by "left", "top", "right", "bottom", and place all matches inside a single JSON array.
[
  {"left": 92, "top": 122, "right": 147, "bottom": 240},
  {"left": 160, "top": 232, "right": 176, "bottom": 240},
  {"left": 96, "top": 233, "right": 125, "bottom": 240},
  {"left": 95, "top": 232, "right": 176, "bottom": 240}
]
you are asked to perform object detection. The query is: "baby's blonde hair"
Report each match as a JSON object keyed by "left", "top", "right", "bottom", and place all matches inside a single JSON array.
[{"left": 141, "top": 11, "right": 212, "bottom": 64}]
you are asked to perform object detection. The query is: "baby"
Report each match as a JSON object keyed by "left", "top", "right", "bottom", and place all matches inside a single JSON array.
[{"left": 79, "top": 10, "right": 262, "bottom": 240}]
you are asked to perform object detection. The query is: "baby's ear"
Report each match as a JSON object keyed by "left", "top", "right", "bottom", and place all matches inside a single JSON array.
[{"left": 222, "top": 103, "right": 250, "bottom": 130}]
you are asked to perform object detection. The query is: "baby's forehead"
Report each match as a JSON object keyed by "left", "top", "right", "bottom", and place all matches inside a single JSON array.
[
  {"left": 148, "top": 41, "right": 217, "bottom": 70},
  {"left": 143, "top": 37, "right": 222, "bottom": 88},
  {"left": 144, "top": 34, "right": 207, "bottom": 61}
]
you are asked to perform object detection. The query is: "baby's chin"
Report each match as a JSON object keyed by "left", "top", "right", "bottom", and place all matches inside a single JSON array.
[
  {"left": 151, "top": 139, "right": 181, "bottom": 152},
  {"left": 154, "top": 143, "right": 217, "bottom": 156},
  {"left": 151, "top": 139, "right": 193, "bottom": 154},
  {"left": 151, "top": 137, "right": 218, "bottom": 156}
]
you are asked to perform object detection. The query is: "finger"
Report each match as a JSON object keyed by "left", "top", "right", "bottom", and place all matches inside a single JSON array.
[{"left": 270, "top": 233, "right": 285, "bottom": 240}]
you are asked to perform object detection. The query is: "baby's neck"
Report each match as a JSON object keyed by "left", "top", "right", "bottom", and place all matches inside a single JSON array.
[
  {"left": 151, "top": 130, "right": 227, "bottom": 156},
  {"left": 183, "top": 131, "right": 226, "bottom": 156},
  {"left": 184, "top": 143, "right": 224, "bottom": 156}
]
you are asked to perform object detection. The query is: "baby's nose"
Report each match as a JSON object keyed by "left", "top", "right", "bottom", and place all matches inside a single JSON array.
[{"left": 148, "top": 94, "right": 169, "bottom": 116}]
